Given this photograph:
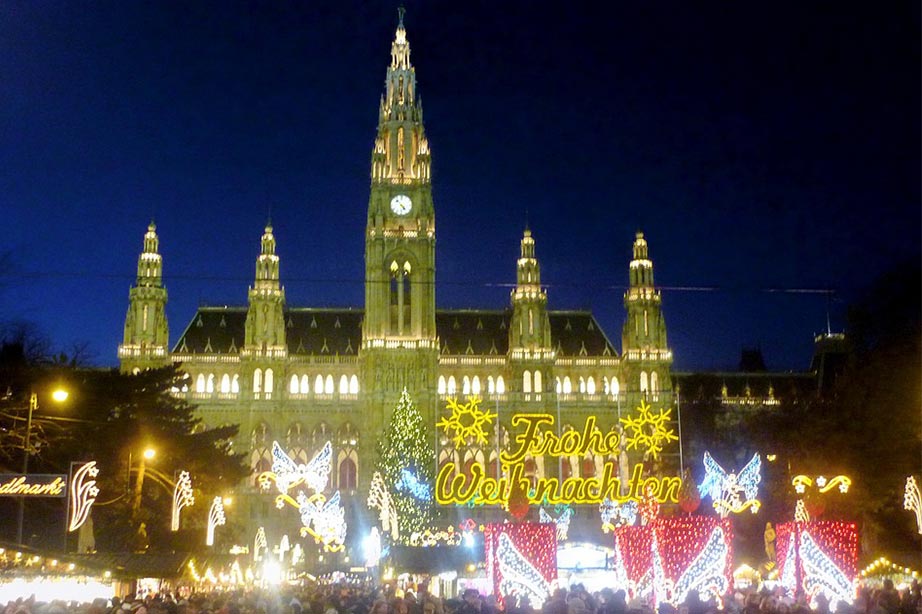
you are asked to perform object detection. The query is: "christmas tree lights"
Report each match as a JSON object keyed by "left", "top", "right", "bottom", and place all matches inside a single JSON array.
[
  {"left": 375, "top": 388, "right": 435, "bottom": 543},
  {"left": 484, "top": 523, "right": 557, "bottom": 609}
]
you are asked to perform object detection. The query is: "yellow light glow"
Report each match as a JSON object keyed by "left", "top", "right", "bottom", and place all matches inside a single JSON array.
[
  {"left": 143, "top": 448, "right": 156, "bottom": 460},
  {"left": 223, "top": 497, "right": 233, "bottom": 506},
  {"left": 51, "top": 389, "right": 69, "bottom": 403}
]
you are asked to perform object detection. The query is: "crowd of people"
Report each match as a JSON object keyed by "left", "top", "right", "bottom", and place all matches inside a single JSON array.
[{"left": 2, "top": 579, "right": 921, "bottom": 614}]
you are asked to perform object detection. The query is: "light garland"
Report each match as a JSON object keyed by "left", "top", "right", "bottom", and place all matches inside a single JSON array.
[
  {"left": 612, "top": 517, "right": 734, "bottom": 608},
  {"left": 776, "top": 521, "right": 858, "bottom": 608},
  {"left": 206, "top": 496, "right": 226, "bottom": 546},
  {"left": 795, "top": 500, "right": 810, "bottom": 523},
  {"left": 409, "top": 526, "right": 463, "bottom": 547},
  {"left": 792, "top": 475, "right": 851, "bottom": 495},
  {"left": 698, "top": 451, "right": 762, "bottom": 517},
  {"left": 485, "top": 523, "right": 557, "bottom": 610},
  {"left": 904, "top": 476, "right": 922, "bottom": 534},
  {"left": 68, "top": 461, "right": 99, "bottom": 532},
  {"left": 171, "top": 470, "right": 194, "bottom": 532}
]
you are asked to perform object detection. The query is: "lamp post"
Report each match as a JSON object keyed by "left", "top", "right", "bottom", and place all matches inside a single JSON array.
[
  {"left": 16, "top": 388, "right": 69, "bottom": 545},
  {"left": 131, "top": 447, "right": 156, "bottom": 523}
]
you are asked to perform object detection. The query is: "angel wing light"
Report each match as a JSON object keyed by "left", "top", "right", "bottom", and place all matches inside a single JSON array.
[
  {"left": 800, "top": 531, "right": 855, "bottom": 606},
  {"left": 263, "top": 441, "right": 332, "bottom": 494},
  {"left": 496, "top": 532, "right": 551, "bottom": 607},
  {"left": 672, "top": 526, "right": 731, "bottom": 606},
  {"left": 698, "top": 451, "right": 762, "bottom": 517}
]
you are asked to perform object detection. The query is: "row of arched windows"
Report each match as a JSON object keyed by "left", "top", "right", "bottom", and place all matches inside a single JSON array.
[
  {"left": 288, "top": 374, "right": 359, "bottom": 396},
  {"left": 191, "top": 370, "right": 359, "bottom": 399},
  {"left": 434, "top": 373, "right": 624, "bottom": 397},
  {"left": 639, "top": 371, "right": 659, "bottom": 394},
  {"left": 437, "top": 375, "right": 506, "bottom": 395}
]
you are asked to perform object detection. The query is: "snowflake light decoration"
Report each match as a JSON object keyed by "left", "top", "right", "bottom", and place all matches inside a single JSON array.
[
  {"left": 437, "top": 396, "right": 497, "bottom": 447},
  {"left": 620, "top": 399, "right": 678, "bottom": 460}
]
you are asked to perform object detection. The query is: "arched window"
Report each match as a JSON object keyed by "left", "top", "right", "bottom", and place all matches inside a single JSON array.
[
  {"left": 472, "top": 375, "right": 481, "bottom": 394},
  {"left": 206, "top": 373, "right": 215, "bottom": 394},
  {"left": 487, "top": 376, "right": 495, "bottom": 394},
  {"left": 314, "top": 374, "right": 324, "bottom": 394},
  {"left": 496, "top": 376, "right": 505, "bottom": 394},
  {"left": 611, "top": 376, "right": 619, "bottom": 396},
  {"left": 349, "top": 375, "right": 359, "bottom": 394},
  {"left": 650, "top": 371, "right": 659, "bottom": 393},
  {"left": 438, "top": 376, "right": 446, "bottom": 394},
  {"left": 587, "top": 376, "right": 596, "bottom": 395},
  {"left": 338, "top": 455, "right": 357, "bottom": 491},
  {"left": 581, "top": 455, "right": 596, "bottom": 478},
  {"left": 523, "top": 370, "right": 532, "bottom": 394},
  {"left": 339, "top": 374, "right": 349, "bottom": 394},
  {"left": 563, "top": 376, "right": 572, "bottom": 394},
  {"left": 253, "top": 369, "right": 263, "bottom": 395},
  {"left": 556, "top": 377, "right": 562, "bottom": 393},
  {"left": 195, "top": 374, "right": 206, "bottom": 393},
  {"left": 324, "top": 374, "right": 334, "bottom": 394},
  {"left": 264, "top": 369, "right": 274, "bottom": 398},
  {"left": 447, "top": 376, "right": 457, "bottom": 395},
  {"left": 640, "top": 371, "right": 649, "bottom": 394},
  {"left": 231, "top": 374, "right": 239, "bottom": 394},
  {"left": 300, "top": 374, "right": 310, "bottom": 394},
  {"left": 462, "top": 376, "right": 471, "bottom": 395},
  {"left": 220, "top": 374, "right": 230, "bottom": 394},
  {"left": 578, "top": 377, "right": 585, "bottom": 394},
  {"left": 289, "top": 375, "right": 299, "bottom": 394},
  {"left": 534, "top": 370, "right": 543, "bottom": 393}
]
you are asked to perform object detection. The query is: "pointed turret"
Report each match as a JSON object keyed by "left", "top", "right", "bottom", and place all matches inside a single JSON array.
[
  {"left": 244, "top": 223, "right": 287, "bottom": 358},
  {"left": 509, "top": 229, "right": 554, "bottom": 401},
  {"left": 622, "top": 232, "right": 672, "bottom": 398},
  {"left": 119, "top": 222, "right": 170, "bottom": 371}
]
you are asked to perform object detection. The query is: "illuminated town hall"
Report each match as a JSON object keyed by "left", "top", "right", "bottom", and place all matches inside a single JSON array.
[{"left": 117, "top": 12, "right": 676, "bottom": 545}]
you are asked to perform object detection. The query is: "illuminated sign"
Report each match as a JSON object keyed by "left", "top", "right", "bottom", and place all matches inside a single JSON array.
[
  {"left": 0, "top": 474, "right": 67, "bottom": 497},
  {"left": 435, "top": 402, "right": 683, "bottom": 507},
  {"left": 68, "top": 462, "right": 99, "bottom": 531}
]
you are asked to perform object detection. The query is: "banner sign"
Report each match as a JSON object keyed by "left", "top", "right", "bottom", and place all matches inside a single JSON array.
[{"left": 0, "top": 474, "right": 68, "bottom": 497}]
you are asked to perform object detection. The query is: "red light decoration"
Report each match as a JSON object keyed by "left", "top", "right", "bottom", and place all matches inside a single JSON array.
[
  {"left": 776, "top": 521, "right": 858, "bottom": 606},
  {"left": 613, "top": 516, "right": 733, "bottom": 607},
  {"left": 484, "top": 522, "right": 557, "bottom": 609}
]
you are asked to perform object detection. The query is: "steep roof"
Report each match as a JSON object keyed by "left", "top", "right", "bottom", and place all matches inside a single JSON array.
[{"left": 173, "top": 307, "right": 618, "bottom": 357}]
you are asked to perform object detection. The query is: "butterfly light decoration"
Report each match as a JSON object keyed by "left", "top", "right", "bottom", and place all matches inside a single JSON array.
[
  {"left": 539, "top": 506, "right": 574, "bottom": 541},
  {"left": 698, "top": 452, "right": 762, "bottom": 517},
  {"left": 260, "top": 441, "right": 332, "bottom": 494},
  {"left": 600, "top": 498, "right": 638, "bottom": 532}
]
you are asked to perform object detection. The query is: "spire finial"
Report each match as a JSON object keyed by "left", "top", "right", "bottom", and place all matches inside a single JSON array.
[{"left": 397, "top": 5, "right": 405, "bottom": 28}]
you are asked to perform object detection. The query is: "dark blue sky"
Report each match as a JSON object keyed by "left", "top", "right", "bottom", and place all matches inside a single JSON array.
[{"left": 1, "top": 1, "right": 918, "bottom": 370}]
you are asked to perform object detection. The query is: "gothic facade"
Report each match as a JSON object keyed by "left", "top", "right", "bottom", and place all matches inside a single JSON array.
[{"left": 117, "top": 14, "right": 674, "bottom": 536}]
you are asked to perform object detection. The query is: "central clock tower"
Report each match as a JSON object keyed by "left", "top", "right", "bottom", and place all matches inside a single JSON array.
[{"left": 361, "top": 9, "right": 438, "bottom": 439}]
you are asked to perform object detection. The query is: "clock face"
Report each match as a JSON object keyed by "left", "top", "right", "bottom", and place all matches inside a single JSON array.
[{"left": 390, "top": 194, "right": 412, "bottom": 215}]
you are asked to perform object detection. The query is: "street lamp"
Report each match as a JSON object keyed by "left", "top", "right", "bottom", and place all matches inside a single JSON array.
[
  {"left": 131, "top": 446, "right": 157, "bottom": 523},
  {"left": 17, "top": 387, "right": 70, "bottom": 545}
]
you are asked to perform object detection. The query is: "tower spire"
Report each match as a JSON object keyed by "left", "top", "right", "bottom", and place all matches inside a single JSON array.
[
  {"left": 119, "top": 222, "right": 169, "bottom": 371},
  {"left": 245, "top": 224, "right": 287, "bottom": 356}
]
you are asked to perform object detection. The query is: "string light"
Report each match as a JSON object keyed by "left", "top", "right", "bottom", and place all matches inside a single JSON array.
[
  {"left": 698, "top": 451, "right": 762, "bottom": 517},
  {"left": 397, "top": 468, "right": 432, "bottom": 501},
  {"left": 206, "top": 496, "right": 226, "bottom": 546},
  {"left": 367, "top": 471, "right": 399, "bottom": 540},
  {"left": 253, "top": 526, "right": 267, "bottom": 561},
  {"left": 484, "top": 523, "right": 557, "bottom": 610},
  {"left": 601, "top": 498, "right": 638, "bottom": 532},
  {"left": 776, "top": 521, "right": 858, "bottom": 608},
  {"left": 904, "top": 476, "right": 922, "bottom": 534},
  {"left": 539, "top": 506, "right": 573, "bottom": 541}
]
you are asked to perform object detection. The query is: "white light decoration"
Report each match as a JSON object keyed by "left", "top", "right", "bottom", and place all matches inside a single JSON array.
[
  {"left": 904, "top": 476, "right": 922, "bottom": 534},
  {"left": 698, "top": 452, "right": 762, "bottom": 517},
  {"left": 396, "top": 468, "right": 432, "bottom": 501},
  {"left": 297, "top": 490, "right": 347, "bottom": 547},
  {"left": 367, "top": 471, "right": 399, "bottom": 540},
  {"left": 291, "top": 542, "right": 304, "bottom": 566},
  {"left": 795, "top": 500, "right": 811, "bottom": 523},
  {"left": 600, "top": 497, "right": 638, "bottom": 531},
  {"left": 206, "top": 496, "right": 226, "bottom": 546},
  {"left": 68, "top": 461, "right": 100, "bottom": 532},
  {"left": 672, "top": 526, "right": 731, "bottom": 605},
  {"left": 496, "top": 532, "right": 551, "bottom": 607},
  {"left": 253, "top": 526, "right": 267, "bottom": 561},
  {"left": 365, "top": 527, "right": 382, "bottom": 567},
  {"left": 260, "top": 441, "right": 332, "bottom": 494},
  {"left": 171, "top": 470, "right": 194, "bottom": 531},
  {"left": 800, "top": 531, "right": 855, "bottom": 605},
  {"left": 278, "top": 534, "right": 290, "bottom": 561},
  {"left": 539, "top": 507, "right": 573, "bottom": 541}
]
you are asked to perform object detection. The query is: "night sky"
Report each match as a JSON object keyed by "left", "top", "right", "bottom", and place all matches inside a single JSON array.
[{"left": 1, "top": 1, "right": 918, "bottom": 370}]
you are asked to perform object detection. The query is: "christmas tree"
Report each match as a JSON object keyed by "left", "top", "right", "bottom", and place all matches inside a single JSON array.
[{"left": 375, "top": 388, "right": 435, "bottom": 543}]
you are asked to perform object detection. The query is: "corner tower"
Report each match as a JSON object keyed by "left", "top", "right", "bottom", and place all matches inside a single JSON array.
[
  {"left": 119, "top": 222, "right": 170, "bottom": 372},
  {"left": 622, "top": 232, "right": 672, "bottom": 399},
  {"left": 361, "top": 9, "right": 438, "bottom": 430}
]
